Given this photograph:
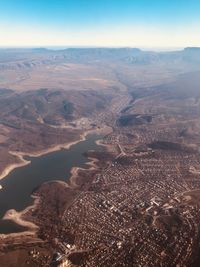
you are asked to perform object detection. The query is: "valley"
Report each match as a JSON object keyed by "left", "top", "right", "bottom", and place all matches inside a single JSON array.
[{"left": 0, "top": 48, "right": 200, "bottom": 267}]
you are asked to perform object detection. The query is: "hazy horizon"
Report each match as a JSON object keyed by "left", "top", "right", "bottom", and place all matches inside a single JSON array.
[
  {"left": 1, "top": 0, "right": 200, "bottom": 47},
  {"left": 0, "top": 45, "right": 189, "bottom": 52},
  {"left": 1, "top": 2, "right": 200, "bottom": 266}
]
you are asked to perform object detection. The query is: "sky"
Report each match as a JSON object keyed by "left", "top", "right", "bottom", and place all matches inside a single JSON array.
[{"left": 0, "top": 0, "right": 200, "bottom": 48}]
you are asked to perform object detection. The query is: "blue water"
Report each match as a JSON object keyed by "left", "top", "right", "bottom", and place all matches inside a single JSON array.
[{"left": 0, "top": 134, "right": 103, "bottom": 234}]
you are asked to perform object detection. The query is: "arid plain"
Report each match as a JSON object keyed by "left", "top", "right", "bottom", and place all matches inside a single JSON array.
[{"left": 0, "top": 47, "right": 200, "bottom": 267}]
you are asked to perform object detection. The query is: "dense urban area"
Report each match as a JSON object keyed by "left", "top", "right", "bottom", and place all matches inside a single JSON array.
[{"left": 0, "top": 48, "right": 200, "bottom": 267}]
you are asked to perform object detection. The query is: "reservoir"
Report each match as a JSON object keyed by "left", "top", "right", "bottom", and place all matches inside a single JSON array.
[{"left": 0, "top": 133, "right": 103, "bottom": 234}]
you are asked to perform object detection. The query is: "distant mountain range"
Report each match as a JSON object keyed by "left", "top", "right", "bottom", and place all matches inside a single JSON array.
[{"left": 1, "top": 47, "right": 200, "bottom": 70}]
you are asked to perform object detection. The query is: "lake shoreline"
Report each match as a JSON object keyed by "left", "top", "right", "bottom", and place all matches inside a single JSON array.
[
  {"left": 0, "top": 152, "right": 30, "bottom": 182},
  {"left": 0, "top": 126, "right": 112, "bottom": 239},
  {"left": 0, "top": 126, "right": 111, "bottom": 182}
]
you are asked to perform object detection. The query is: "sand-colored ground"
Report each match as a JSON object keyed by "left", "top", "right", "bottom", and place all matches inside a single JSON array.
[
  {"left": 0, "top": 126, "right": 109, "bottom": 181},
  {"left": 0, "top": 125, "right": 112, "bottom": 239},
  {"left": 0, "top": 196, "right": 39, "bottom": 240},
  {"left": 0, "top": 152, "right": 30, "bottom": 180},
  {"left": 0, "top": 64, "right": 120, "bottom": 92}
]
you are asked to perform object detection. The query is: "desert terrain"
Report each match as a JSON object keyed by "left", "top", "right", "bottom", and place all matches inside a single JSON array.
[{"left": 0, "top": 47, "right": 200, "bottom": 266}]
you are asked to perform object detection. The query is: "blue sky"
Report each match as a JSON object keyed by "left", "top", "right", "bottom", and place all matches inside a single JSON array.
[{"left": 0, "top": 0, "right": 200, "bottom": 48}]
